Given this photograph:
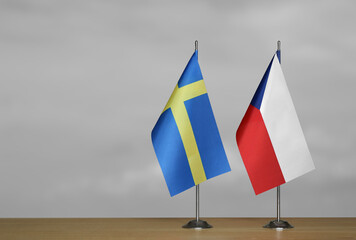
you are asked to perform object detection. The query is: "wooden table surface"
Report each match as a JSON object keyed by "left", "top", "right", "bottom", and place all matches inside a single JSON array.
[{"left": 0, "top": 218, "right": 355, "bottom": 240}]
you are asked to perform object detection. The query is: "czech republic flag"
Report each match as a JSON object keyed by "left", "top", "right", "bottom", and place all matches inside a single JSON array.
[{"left": 236, "top": 51, "right": 315, "bottom": 195}]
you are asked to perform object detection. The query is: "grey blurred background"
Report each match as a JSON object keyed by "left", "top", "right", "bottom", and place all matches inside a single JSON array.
[{"left": 0, "top": 0, "right": 355, "bottom": 218}]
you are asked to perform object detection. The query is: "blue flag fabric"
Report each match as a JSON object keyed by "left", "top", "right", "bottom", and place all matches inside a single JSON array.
[{"left": 151, "top": 50, "right": 231, "bottom": 196}]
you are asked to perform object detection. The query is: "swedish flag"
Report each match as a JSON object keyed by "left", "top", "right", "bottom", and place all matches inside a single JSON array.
[{"left": 151, "top": 50, "right": 231, "bottom": 196}]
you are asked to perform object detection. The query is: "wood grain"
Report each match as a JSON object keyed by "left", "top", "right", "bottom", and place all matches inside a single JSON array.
[{"left": 0, "top": 218, "right": 355, "bottom": 240}]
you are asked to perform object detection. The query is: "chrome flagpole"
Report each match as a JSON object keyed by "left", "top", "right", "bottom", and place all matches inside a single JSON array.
[
  {"left": 277, "top": 185, "right": 281, "bottom": 222},
  {"left": 182, "top": 41, "right": 212, "bottom": 229},
  {"left": 196, "top": 184, "right": 200, "bottom": 222},
  {"left": 182, "top": 184, "right": 212, "bottom": 228},
  {"left": 264, "top": 41, "right": 293, "bottom": 229}
]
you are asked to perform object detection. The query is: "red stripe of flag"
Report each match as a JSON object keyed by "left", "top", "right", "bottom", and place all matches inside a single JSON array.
[{"left": 236, "top": 105, "right": 286, "bottom": 195}]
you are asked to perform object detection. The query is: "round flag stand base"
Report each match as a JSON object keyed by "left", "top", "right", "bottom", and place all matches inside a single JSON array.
[
  {"left": 263, "top": 219, "right": 293, "bottom": 229},
  {"left": 182, "top": 219, "right": 212, "bottom": 229}
]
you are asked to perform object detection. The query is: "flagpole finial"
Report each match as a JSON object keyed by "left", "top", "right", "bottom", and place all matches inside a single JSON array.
[
  {"left": 277, "top": 40, "right": 281, "bottom": 51},
  {"left": 195, "top": 40, "right": 198, "bottom": 51}
]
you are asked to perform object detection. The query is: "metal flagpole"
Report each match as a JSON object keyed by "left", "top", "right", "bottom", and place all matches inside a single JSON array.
[
  {"left": 182, "top": 41, "right": 212, "bottom": 229},
  {"left": 183, "top": 184, "right": 212, "bottom": 229},
  {"left": 264, "top": 41, "right": 293, "bottom": 229},
  {"left": 196, "top": 184, "right": 200, "bottom": 222},
  {"left": 277, "top": 186, "right": 281, "bottom": 222},
  {"left": 276, "top": 41, "right": 281, "bottom": 224}
]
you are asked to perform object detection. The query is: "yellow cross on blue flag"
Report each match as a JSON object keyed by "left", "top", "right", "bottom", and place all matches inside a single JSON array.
[{"left": 151, "top": 50, "right": 231, "bottom": 196}]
